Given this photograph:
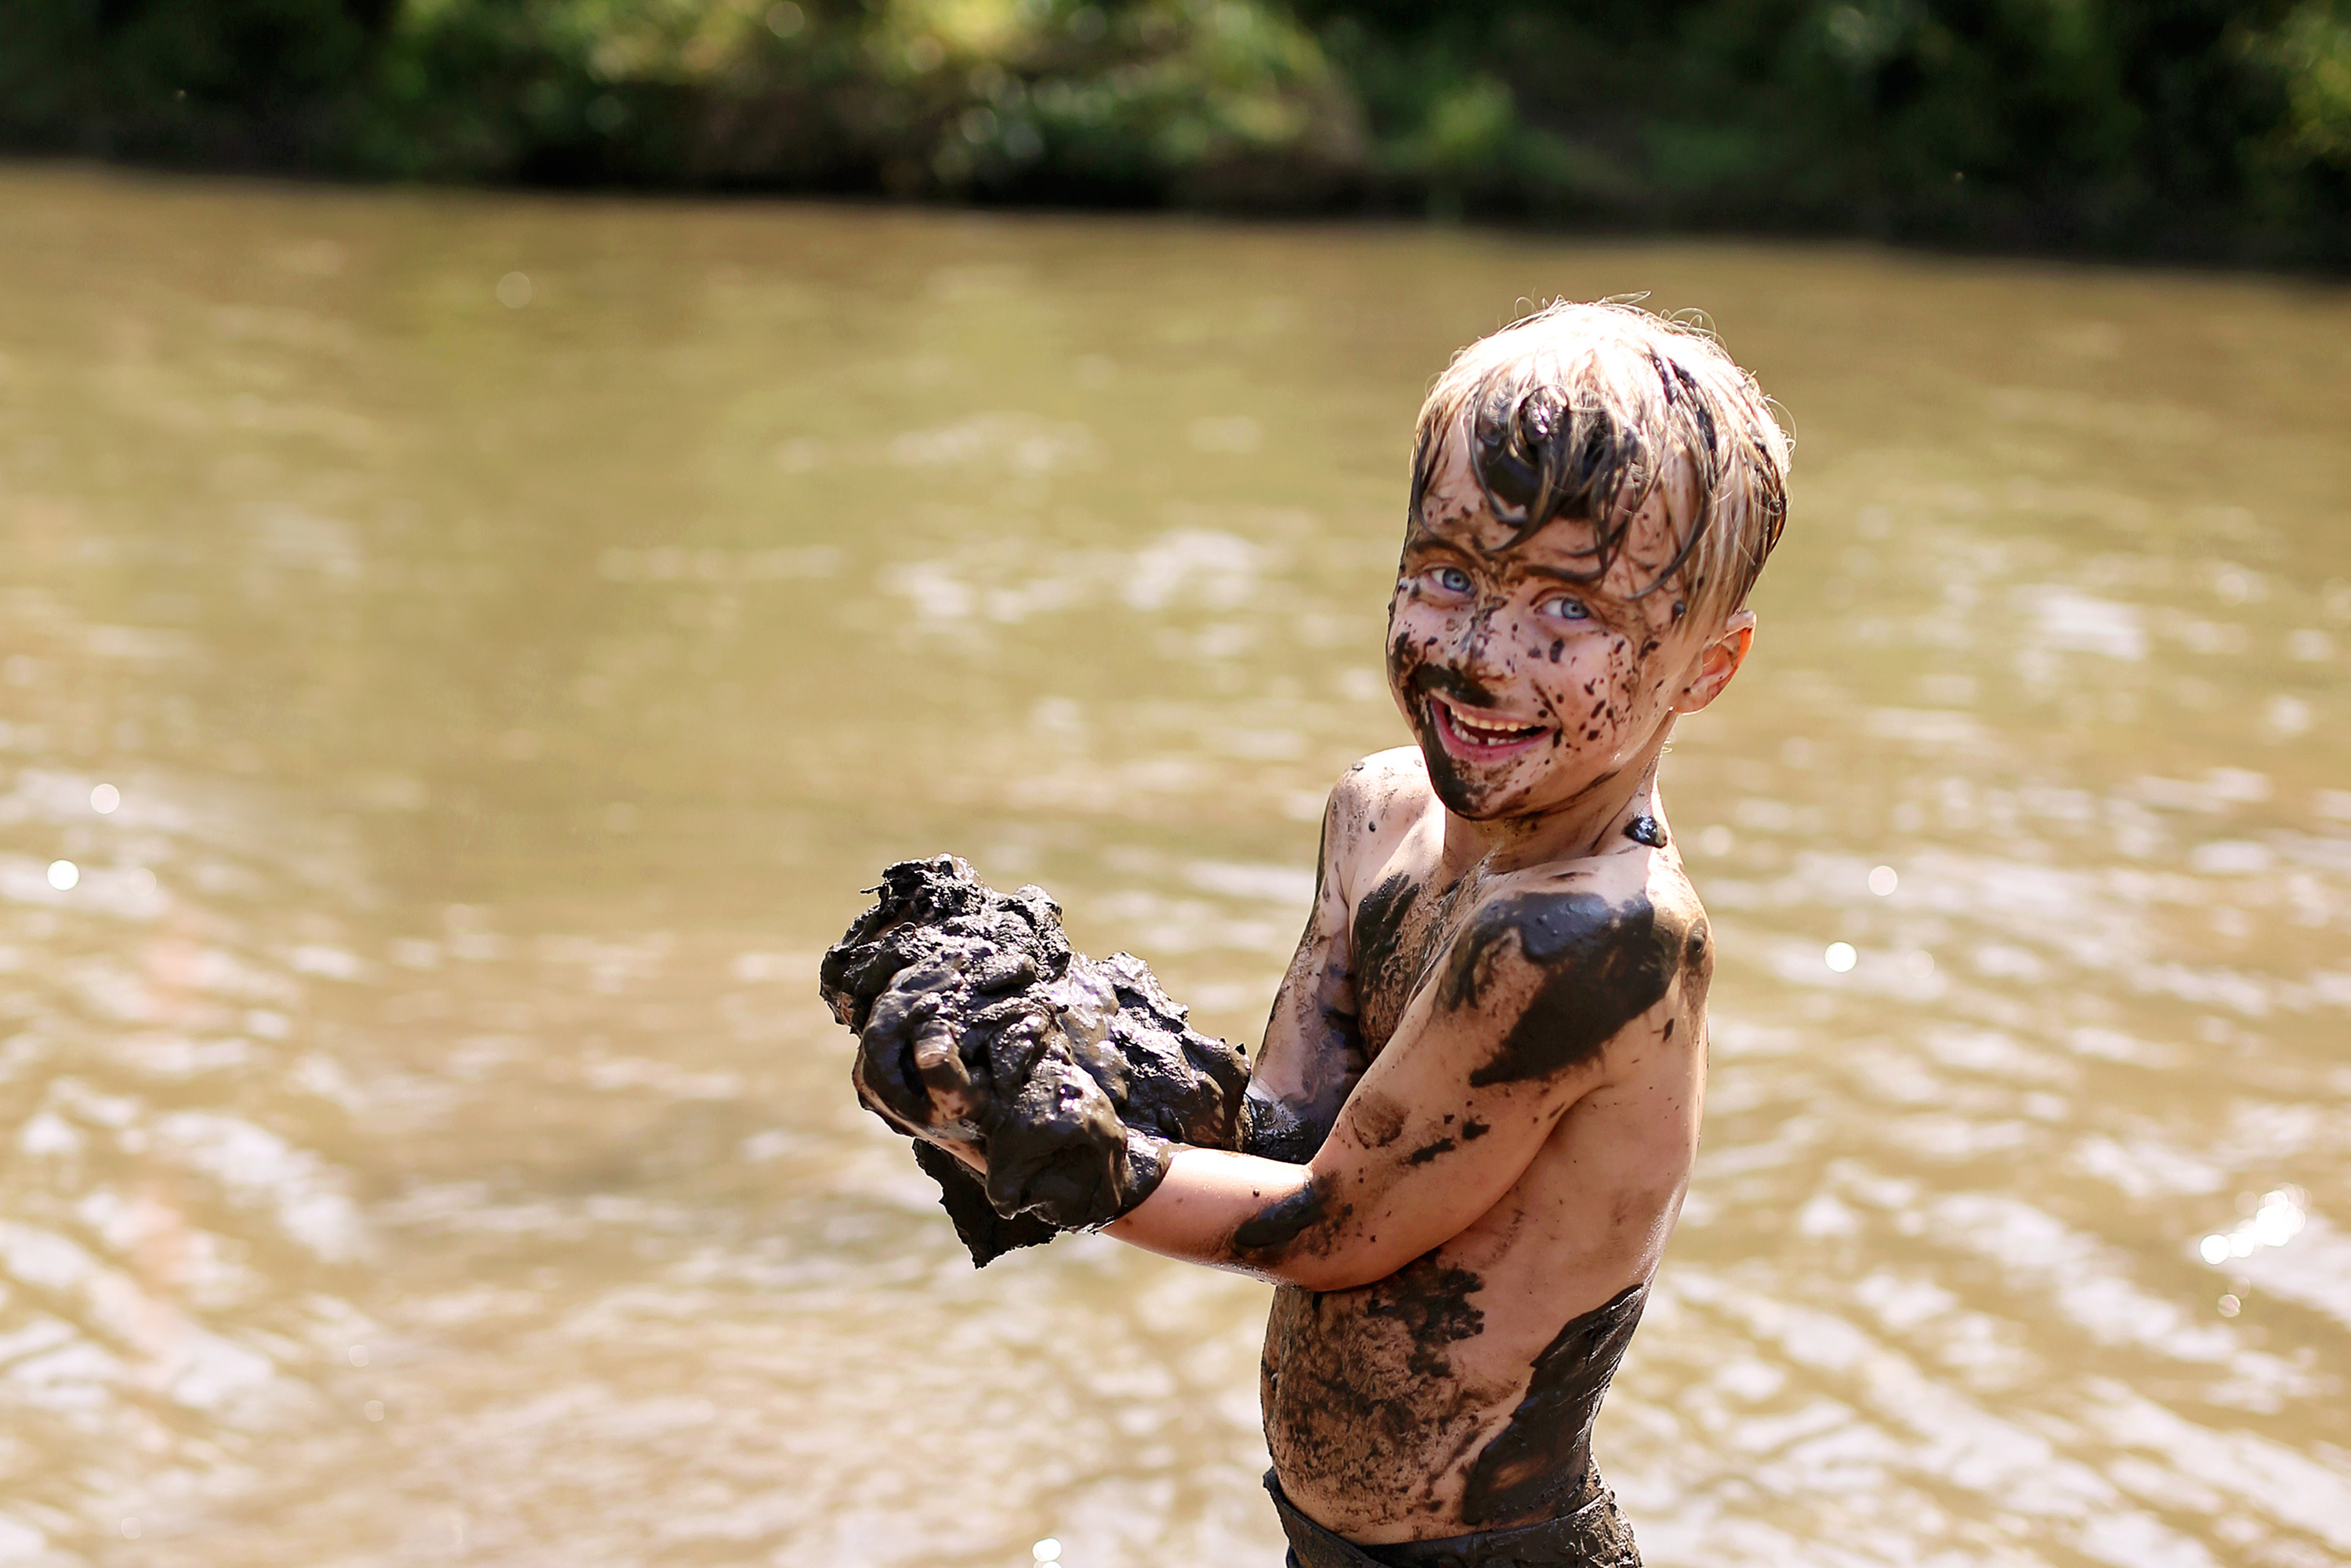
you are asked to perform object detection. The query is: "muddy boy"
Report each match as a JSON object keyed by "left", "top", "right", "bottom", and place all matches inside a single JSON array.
[{"left": 872, "top": 301, "right": 1788, "bottom": 1566}]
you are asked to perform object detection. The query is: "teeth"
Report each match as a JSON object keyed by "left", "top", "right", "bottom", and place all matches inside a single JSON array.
[{"left": 1446, "top": 706, "right": 1544, "bottom": 744}]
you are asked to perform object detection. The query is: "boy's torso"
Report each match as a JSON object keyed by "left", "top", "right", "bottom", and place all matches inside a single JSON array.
[{"left": 1261, "top": 749, "right": 1710, "bottom": 1544}]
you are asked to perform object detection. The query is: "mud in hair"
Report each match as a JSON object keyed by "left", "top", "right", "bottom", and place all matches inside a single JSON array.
[{"left": 1408, "top": 300, "right": 1791, "bottom": 630}]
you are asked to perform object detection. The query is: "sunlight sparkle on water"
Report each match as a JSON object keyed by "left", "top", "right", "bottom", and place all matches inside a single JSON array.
[
  {"left": 1824, "top": 942, "right": 1857, "bottom": 972},
  {"left": 91, "top": 782, "right": 120, "bottom": 813},
  {"left": 2201, "top": 1189, "right": 2307, "bottom": 1266},
  {"left": 1868, "top": 864, "right": 1899, "bottom": 896},
  {"left": 1032, "top": 1539, "right": 1062, "bottom": 1563},
  {"left": 46, "top": 860, "right": 78, "bottom": 890}
]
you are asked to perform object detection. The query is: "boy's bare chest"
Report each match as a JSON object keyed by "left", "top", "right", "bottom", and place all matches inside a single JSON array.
[{"left": 1348, "top": 864, "right": 1477, "bottom": 1057}]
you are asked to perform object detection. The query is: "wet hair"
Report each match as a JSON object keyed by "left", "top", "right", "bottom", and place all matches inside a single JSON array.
[{"left": 1408, "top": 299, "right": 1791, "bottom": 631}]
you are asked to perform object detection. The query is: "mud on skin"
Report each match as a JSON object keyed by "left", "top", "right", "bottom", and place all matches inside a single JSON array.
[
  {"left": 1437, "top": 889, "right": 1683, "bottom": 1087},
  {"left": 1353, "top": 866, "right": 1477, "bottom": 1055},
  {"left": 1234, "top": 1179, "right": 1331, "bottom": 1255},
  {"left": 820, "top": 854, "right": 1250, "bottom": 1264},
  {"left": 1460, "top": 1281, "right": 1650, "bottom": 1526},
  {"left": 1262, "top": 1255, "right": 1498, "bottom": 1514},
  {"left": 1350, "top": 872, "right": 1422, "bottom": 1029}
]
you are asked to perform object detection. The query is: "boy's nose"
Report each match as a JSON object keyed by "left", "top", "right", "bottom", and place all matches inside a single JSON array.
[{"left": 1449, "top": 603, "right": 1509, "bottom": 676}]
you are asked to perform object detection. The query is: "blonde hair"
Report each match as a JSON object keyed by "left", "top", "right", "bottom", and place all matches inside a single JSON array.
[{"left": 1409, "top": 299, "right": 1790, "bottom": 631}]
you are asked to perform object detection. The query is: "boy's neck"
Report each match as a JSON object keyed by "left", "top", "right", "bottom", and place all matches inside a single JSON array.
[{"left": 1438, "top": 757, "right": 1668, "bottom": 879}]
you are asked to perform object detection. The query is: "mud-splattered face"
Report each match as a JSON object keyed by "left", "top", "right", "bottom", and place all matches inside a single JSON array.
[{"left": 1387, "top": 430, "right": 1708, "bottom": 822}]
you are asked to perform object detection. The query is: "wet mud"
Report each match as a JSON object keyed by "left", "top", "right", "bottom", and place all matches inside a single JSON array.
[
  {"left": 1460, "top": 1281, "right": 1649, "bottom": 1526},
  {"left": 1438, "top": 891, "right": 1681, "bottom": 1085},
  {"left": 1241, "top": 1082, "right": 1331, "bottom": 1165},
  {"left": 1234, "top": 1179, "right": 1331, "bottom": 1256},
  {"left": 1262, "top": 1255, "right": 1498, "bottom": 1515},
  {"left": 1352, "top": 872, "right": 1423, "bottom": 1019},
  {"left": 820, "top": 855, "right": 1249, "bottom": 1263},
  {"left": 1622, "top": 814, "right": 1667, "bottom": 848}
]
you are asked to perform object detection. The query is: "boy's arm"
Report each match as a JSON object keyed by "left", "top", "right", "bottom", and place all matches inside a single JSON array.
[
  {"left": 1106, "top": 878, "right": 1692, "bottom": 1291},
  {"left": 1235, "top": 778, "right": 1369, "bottom": 1164}
]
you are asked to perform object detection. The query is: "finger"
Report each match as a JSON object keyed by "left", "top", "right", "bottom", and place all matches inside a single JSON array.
[
  {"left": 911, "top": 1012, "right": 980, "bottom": 1124},
  {"left": 855, "top": 994, "right": 938, "bottom": 1128}
]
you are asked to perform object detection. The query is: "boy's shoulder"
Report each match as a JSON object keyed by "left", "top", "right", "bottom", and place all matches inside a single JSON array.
[
  {"left": 1323, "top": 747, "right": 1440, "bottom": 907},
  {"left": 1433, "top": 849, "right": 1702, "bottom": 1087},
  {"left": 1331, "top": 744, "right": 1432, "bottom": 817}
]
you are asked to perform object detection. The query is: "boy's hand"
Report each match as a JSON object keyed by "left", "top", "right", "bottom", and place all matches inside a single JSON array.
[
  {"left": 850, "top": 954, "right": 989, "bottom": 1147},
  {"left": 850, "top": 954, "right": 1170, "bottom": 1228}
]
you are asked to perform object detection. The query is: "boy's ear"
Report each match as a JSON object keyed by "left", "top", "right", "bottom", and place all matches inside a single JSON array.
[{"left": 1672, "top": 610, "right": 1755, "bottom": 716}]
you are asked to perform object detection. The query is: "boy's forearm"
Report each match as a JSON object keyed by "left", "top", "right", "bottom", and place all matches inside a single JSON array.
[{"left": 1103, "top": 1146, "right": 1347, "bottom": 1286}]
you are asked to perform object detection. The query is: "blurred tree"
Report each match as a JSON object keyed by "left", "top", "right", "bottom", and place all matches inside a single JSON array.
[
  {"left": 1303, "top": 0, "right": 2349, "bottom": 259},
  {"left": 0, "top": 0, "right": 393, "bottom": 163},
  {"left": 0, "top": 0, "right": 2342, "bottom": 263}
]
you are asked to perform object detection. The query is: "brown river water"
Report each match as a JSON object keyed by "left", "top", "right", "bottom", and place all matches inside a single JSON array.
[{"left": 1, "top": 162, "right": 2347, "bottom": 1568}]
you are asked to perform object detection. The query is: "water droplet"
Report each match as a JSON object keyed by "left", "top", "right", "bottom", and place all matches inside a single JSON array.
[
  {"left": 46, "top": 860, "right": 78, "bottom": 891},
  {"left": 91, "top": 782, "right": 120, "bottom": 813},
  {"left": 1824, "top": 942, "right": 1857, "bottom": 973},
  {"left": 1867, "top": 864, "right": 1898, "bottom": 896}
]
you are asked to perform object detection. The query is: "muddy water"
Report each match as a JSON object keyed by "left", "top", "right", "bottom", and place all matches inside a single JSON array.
[{"left": 1, "top": 162, "right": 2346, "bottom": 1567}]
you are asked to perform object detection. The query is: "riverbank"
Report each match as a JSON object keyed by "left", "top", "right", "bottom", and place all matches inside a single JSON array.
[{"left": 5, "top": 0, "right": 2348, "bottom": 269}]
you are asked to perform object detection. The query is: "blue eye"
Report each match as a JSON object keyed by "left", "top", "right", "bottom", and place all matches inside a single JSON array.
[
  {"left": 1433, "top": 566, "right": 1473, "bottom": 594},
  {"left": 1547, "top": 596, "right": 1591, "bottom": 621}
]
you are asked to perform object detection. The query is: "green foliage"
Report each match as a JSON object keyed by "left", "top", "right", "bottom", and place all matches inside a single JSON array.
[
  {"left": 1306, "top": 0, "right": 2349, "bottom": 262},
  {"left": 2269, "top": 0, "right": 2351, "bottom": 165},
  {"left": 366, "top": 0, "right": 1363, "bottom": 200},
  {"left": 1, "top": 0, "right": 2344, "bottom": 263},
  {"left": 0, "top": 0, "right": 389, "bottom": 163}
]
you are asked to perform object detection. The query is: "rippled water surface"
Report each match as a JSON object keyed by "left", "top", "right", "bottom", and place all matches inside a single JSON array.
[{"left": 2, "top": 163, "right": 2348, "bottom": 1567}]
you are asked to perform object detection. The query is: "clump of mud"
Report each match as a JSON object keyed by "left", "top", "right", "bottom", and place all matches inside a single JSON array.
[{"left": 820, "top": 855, "right": 1248, "bottom": 1265}]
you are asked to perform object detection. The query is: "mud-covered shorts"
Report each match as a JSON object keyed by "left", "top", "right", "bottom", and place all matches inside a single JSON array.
[{"left": 1265, "top": 1472, "right": 1641, "bottom": 1568}]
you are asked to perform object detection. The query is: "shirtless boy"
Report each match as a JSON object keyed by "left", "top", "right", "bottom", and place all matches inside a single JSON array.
[{"left": 873, "top": 301, "right": 1789, "bottom": 1566}]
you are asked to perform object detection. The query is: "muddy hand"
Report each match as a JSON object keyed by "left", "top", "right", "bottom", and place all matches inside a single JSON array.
[{"left": 850, "top": 958, "right": 988, "bottom": 1141}]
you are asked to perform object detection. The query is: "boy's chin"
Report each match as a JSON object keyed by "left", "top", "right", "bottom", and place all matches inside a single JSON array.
[
  {"left": 1418, "top": 738, "right": 1531, "bottom": 820},
  {"left": 1418, "top": 733, "right": 1617, "bottom": 824}
]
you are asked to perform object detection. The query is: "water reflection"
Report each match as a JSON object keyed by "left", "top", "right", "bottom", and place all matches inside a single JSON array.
[{"left": 0, "top": 163, "right": 2346, "bottom": 1566}]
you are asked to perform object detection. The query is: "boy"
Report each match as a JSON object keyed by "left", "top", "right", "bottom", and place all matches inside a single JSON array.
[{"left": 869, "top": 300, "right": 1788, "bottom": 1566}]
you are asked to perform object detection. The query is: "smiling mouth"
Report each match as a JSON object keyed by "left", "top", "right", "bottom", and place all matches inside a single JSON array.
[{"left": 1429, "top": 695, "right": 1552, "bottom": 759}]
